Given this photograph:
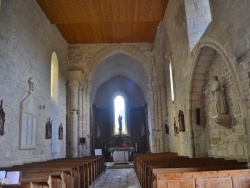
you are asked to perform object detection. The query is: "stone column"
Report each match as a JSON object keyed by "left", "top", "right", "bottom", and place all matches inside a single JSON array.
[
  {"left": 81, "top": 82, "right": 91, "bottom": 156},
  {"left": 69, "top": 80, "right": 79, "bottom": 157}
]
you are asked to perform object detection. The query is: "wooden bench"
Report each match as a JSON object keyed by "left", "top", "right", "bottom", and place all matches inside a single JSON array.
[
  {"left": 134, "top": 153, "right": 248, "bottom": 188},
  {"left": 154, "top": 168, "right": 250, "bottom": 188},
  {"left": 0, "top": 155, "right": 105, "bottom": 188}
]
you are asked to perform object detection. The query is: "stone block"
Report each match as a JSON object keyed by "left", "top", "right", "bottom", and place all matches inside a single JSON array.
[
  {"left": 228, "top": 134, "right": 239, "bottom": 142},
  {"left": 236, "top": 143, "right": 245, "bottom": 156},
  {"left": 227, "top": 143, "right": 236, "bottom": 156}
]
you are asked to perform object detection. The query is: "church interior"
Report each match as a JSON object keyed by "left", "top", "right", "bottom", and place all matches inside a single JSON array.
[{"left": 1, "top": 0, "right": 250, "bottom": 187}]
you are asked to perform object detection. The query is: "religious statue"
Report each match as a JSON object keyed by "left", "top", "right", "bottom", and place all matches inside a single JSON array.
[
  {"left": 118, "top": 115, "right": 122, "bottom": 134},
  {"left": 178, "top": 110, "right": 185, "bottom": 132},
  {"left": 174, "top": 117, "right": 179, "bottom": 136},
  {"left": 45, "top": 117, "right": 52, "bottom": 139},
  {"left": 211, "top": 76, "right": 227, "bottom": 116},
  {"left": 0, "top": 100, "right": 5, "bottom": 136},
  {"left": 28, "top": 77, "right": 34, "bottom": 93},
  {"left": 96, "top": 124, "right": 101, "bottom": 138},
  {"left": 58, "top": 123, "right": 63, "bottom": 140},
  {"left": 140, "top": 122, "right": 145, "bottom": 136}
]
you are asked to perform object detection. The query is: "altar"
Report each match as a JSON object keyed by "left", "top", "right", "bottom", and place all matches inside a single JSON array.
[
  {"left": 109, "top": 147, "right": 135, "bottom": 164},
  {"left": 108, "top": 147, "right": 135, "bottom": 157}
]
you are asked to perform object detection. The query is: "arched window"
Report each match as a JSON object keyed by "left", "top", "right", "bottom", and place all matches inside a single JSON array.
[
  {"left": 169, "top": 62, "right": 175, "bottom": 102},
  {"left": 51, "top": 52, "right": 58, "bottom": 102},
  {"left": 185, "top": 0, "right": 212, "bottom": 51},
  {"left": 114, "top": 95, "right": 127, "bottom": 135}
]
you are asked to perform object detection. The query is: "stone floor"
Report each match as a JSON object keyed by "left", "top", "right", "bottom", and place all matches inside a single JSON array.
[{"left": 90, "top": 167, "right": 141, "bottom": 188}]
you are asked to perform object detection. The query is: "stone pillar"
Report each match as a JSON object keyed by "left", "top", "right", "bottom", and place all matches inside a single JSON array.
[
  {"left": 81, "top": 82, "right": 91, "bottom": 156},
  {"left": 69, "top": 80, "right": 79, "bottom": 157}
]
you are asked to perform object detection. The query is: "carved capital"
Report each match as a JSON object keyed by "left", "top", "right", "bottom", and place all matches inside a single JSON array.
[
  {"left": 68, "top": 70, "right": 83, "bottom": 83},
  {"left": 69, "top": 80, "right": 80, "bottom": 88}
]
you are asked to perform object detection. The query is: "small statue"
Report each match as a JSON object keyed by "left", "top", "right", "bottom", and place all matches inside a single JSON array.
[
  {"left": 96, "top": 124, "right": 101, "bottom": 138},
  {"left": 45, "top": 117, "right": 52, "bottom": 139},
  {"left": 28, "top": 77, "right": 34, "bottom": 93},
  {"left": 140, "top": 122, "right": 145, "bottom": 136},
  {"left": 58, "top": 123, "right": 63, "bottom": 140},
  {"left": 174, "top": 117, "right": 178, "bottom": 136},
  {"left": 178, "top": 110, "right": 185, "bottom": 132},
  {"left": 211, "top": 76, "right": 227, "bottom": 116},
  {"left": 0, "top": 100, "right": 5, "bottom": 136}
]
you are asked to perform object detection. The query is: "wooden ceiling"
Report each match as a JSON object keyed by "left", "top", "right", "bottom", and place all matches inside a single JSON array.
[{"left": 37, "top": 0, "right": 168, "bottom": 44}]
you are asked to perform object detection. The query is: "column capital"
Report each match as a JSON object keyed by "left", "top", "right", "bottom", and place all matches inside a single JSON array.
[
  {"left": 69, "top": 80, "right": 80, "bottom": 88},
  {"left": 68, "top": 70, "right": 82, "bottom": 83}
]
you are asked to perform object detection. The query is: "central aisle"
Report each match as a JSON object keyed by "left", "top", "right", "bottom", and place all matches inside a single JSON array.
[{"left": 90, "top": 168, "right": 141, "bottom": 188}]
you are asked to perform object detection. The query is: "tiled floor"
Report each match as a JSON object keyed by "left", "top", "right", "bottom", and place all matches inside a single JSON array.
[{"left": 90, "top": 168, "right": 141, "bottom": 188}]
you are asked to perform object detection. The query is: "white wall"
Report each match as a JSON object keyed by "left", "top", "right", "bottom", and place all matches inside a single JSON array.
[{"left": 0, "top": 0, "right": 68, "bottom": 167}]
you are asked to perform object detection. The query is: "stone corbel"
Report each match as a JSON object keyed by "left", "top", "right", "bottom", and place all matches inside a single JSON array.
[{"left": 212, "top": 114, "right": 232, "bottom": 128}]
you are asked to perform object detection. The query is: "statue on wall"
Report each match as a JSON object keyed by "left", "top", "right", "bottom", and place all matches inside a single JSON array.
[
  {"left": 96, "top": 124, "right": 101, "bottom": 138},
  {"left": 174, "top": 117, "right": 178, "bottom": 136},
  {"left": 45, "top": 117, "right": 52, "bottom": 139},
  {"left": 0, "top": 100, "right": 5, "bottom": 136},
  {"left": 140, "top": 122, "right": 146, "bottom": 136},
  {"left": 178, "top": 110, "right": 185, "bottom": 132},
  {"left": 28, "top": 77, "right": 34, "bottom": 93},
  {"left": 211, "top": 76, "right": 231, "bottom": 128},
  {"left": 211, "top": 76, "right": 227, "bottom": 116},
  {"left": 58, "top": 123, "right": 63, "bottom": 140}
]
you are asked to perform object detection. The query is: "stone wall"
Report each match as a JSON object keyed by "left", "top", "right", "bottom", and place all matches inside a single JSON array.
[
  {"left": 0, "top": 0, "right": 68, "bottom": 167},
  {"left": 160, "top": 0, "right": 250, "bottom": 160},
  {"left": 162, "top": 0, "right": 193, "bottom": 157}
]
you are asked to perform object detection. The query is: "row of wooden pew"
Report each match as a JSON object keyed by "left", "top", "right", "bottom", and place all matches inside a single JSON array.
[
  {"left": 0, "top": 155, "right": 105, "bottom": 188},
  {"left": 134, "top": 153, "right": 250, "bottom": 188}
]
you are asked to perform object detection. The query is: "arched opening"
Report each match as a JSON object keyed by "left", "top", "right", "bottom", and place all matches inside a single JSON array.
[
  {"left": 113, "top": 95, "right": 127, "bottom": 136},
  {"left": 189, "top": 44, "right": 246, "bottom": 160},
  {"left": 88, "top": 51, "right": 151, "bottom": 156},
  {"left": 184, "top": 0, "right": 212, "bottom": 51},
  {"left": 51, "top": 52, "right": 58, "bottom": 103}
]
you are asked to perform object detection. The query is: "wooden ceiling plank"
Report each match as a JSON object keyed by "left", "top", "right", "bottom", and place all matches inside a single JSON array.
[{"left": 37, "top": 0, "right": 168, "bottom": 43}]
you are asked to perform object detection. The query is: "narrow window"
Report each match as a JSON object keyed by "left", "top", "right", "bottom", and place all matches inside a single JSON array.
[
  {"left": 51, "top": 52, "right": 58, "bottom": 102},
  {"left": 169, "top": 63, "right": 175, "bottom": 102},
  {"left": 114, "top": 95, "right": 127, "bottom": 135}
]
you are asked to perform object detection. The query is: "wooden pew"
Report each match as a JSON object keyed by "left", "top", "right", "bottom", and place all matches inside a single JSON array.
[
  {"left": 134, "top": 153, "right": 248, "bottom": 188},
  {"left": 0, "top": 155, "right": 105, "bottom": 188},
  {"left": 154, "top": 168, "right": 250, "bottom": 188},
  {"left": 134, "top": 153, "right": 181, "bottom": 183}
]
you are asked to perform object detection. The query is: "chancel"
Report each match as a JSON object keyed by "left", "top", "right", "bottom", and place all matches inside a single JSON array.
[{"left": 1, "top": 0, "right": 250, "bottom": 187}]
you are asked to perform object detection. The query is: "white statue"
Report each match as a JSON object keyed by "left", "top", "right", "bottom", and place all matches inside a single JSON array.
[
  {"left": 211, "top": 76, "right": 227, "bottom": 116},
  {"left": 96, "top": 124, "right": 101, "bottom": 138}
]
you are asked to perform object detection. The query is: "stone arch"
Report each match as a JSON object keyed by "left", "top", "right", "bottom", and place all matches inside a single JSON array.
[
  {"left": 188, "top": 38, "right": 246, "bottom": 157},
  {"left": 86, "top": 45, "right": 152, "bottom": 83}
]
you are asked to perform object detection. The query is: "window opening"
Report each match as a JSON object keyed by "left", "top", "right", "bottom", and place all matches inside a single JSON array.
[
  {"left": 51, "top": 52, "right": 58, "bottom": 102},
  {"left": 114, "top": 95, "right": 127, "bottom": 135},
  {"left": 170, "top": 63, "right": 175, "bottom": 102}
]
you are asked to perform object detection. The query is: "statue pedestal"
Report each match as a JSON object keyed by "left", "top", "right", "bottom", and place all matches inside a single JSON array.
[{"left": 212, "top": 114, "right": 231, "bottom": 128}]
